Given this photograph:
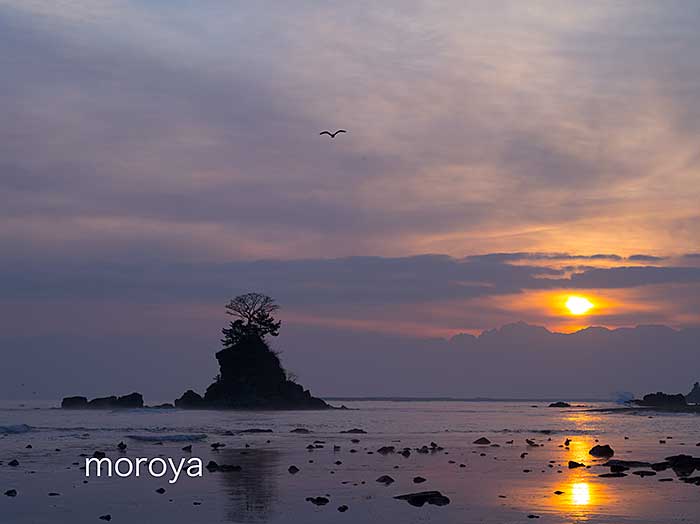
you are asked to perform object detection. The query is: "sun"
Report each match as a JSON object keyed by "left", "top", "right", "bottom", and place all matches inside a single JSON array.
[{"left": 565, "top": 295, "right": 594, "bottom": 315}]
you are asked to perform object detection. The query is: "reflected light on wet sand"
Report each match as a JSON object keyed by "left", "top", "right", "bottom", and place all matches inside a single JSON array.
[{"left": 571, "top": 482, "right": 591, "bottom": 506}]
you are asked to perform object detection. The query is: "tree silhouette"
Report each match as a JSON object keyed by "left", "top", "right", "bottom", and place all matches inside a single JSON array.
[{"left": 221, "top": 293, "right": 281, "bottom": 347}]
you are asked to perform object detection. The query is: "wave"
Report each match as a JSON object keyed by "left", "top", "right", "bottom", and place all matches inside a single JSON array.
[
  {"left": 126, "top": 434, "right": 207, "bottom": 442},
  {"left": 0, "top": 424, "right": 33, "bottom": 434}
]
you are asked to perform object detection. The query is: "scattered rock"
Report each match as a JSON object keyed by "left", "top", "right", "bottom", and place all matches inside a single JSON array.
[
  {"left": 553, "top": 490, "right": 564, "bottom": 495},
  {"left": 288, "top": 465, "right": 300, "bottom": 474},
  {"left": 92, "top": 451, "right": 106, "bottom": 459},
  {"left": 376, "top": 475, "right": 395, "bottom": 485},
  {"left": 48, "top": 492, "right": 60, "bottom": 497},
  {"left": 155, "top": 488, "right": 166, "bottom": 494},
  {"left": 174, "top": 390, "right": 206, "bottom": 409},
  {"left": 340, "top": 428, "right": 367, "bottom": 434},
  {"left": 8, "top": 459, "right": 19, "bottom": 467},
  {"left": 413, "top": 476, "right": 427, "bottom": 483},
  {"left": 117, "top": 442, "right": 127, "bottom": 452},
  {"left": 568, "top": 461, "right": 585, "bottom": 469},
  {"left": 633, "top": 471, "right": 657, "bottom": 477},
  {"left": 306, "top": 496, "right": 329, "bottom": 506},
  {"left": 377, "top": 446, "right": 395, "bottom": 455},
  {"left": 182, "top": 445, "right": 192, "bottom": 452},
  {"left": 589, "top": 445, "right": 615, "bottom": 458},
  {"left": 290, "top": 428, "right": 311, "bottom": 434},
  {"left": 394, "top": 491, "right": 450, "bottom": 507},
  {"left": 4, "top": 489, "right": 17, "bottom": 497},
  {"left": 473, "top": 437, "right": 491, "bottom": 445},
  {"left": 548, "top": 402, "right": 571, "bottom": 408},
  {"left": 98, "top": 515, "right": 112, "bottom": 521},
  {"left": 599, "top": 472, "right": 627, "bottom": 478}
]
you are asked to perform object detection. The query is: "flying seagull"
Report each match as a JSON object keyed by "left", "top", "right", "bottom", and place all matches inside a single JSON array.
[{"left": 319, "top": 129, "right": 347, "bottom": 138}]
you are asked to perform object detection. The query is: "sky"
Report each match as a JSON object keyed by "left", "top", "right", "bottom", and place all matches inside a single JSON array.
[{"left": 0, "top": 1, "right": 698, "bottom": 398}]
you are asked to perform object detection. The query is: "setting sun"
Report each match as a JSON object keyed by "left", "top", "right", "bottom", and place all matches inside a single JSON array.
[{"left": 566, "top": 296, "right": 594, "bottom": 315}]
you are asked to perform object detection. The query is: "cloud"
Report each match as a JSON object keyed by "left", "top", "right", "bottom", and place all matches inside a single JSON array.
[{"left": 1, "top": 1, "right": 699, "bottom": 262}]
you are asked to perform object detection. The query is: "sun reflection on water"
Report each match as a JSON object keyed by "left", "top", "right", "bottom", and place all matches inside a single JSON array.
[{"left": 571, "top": 482, "right": 591, "bottom": 506}]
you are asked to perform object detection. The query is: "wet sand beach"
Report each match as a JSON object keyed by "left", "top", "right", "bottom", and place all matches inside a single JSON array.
[{"left": 1, "top": 400, "right": 699, "bottom": 523}]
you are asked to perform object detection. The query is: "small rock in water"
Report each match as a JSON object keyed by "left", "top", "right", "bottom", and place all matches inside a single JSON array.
[
  {"left": 633, "top": 471, "right": 656, "bottom": 477},
  {"left": 92, "top": 451, "right": 106, "bottom": 459},
  {"left": 376, "top": 475, "right": 395, "bottom": 485},
  {"left": 98, "top": 515, "right": 112, "bottom": 521},
  {"left": 548, "top": 402, "right": 570, "bottom": 408},
  {"left": 599, "top": 472, "right": 627, "bottom": 478},
  {"left": 288, "top": 465, "right": 300, "bottom": 474},
  {"left": 527, "top": 515, "right": 541, "bottom": 519},
  {"left": 340, "top": 428, "right": 367, "bottom": 434},
  {"left": 48, "top": 492, "right": 60, "bottom": 497},
  {"left": 117, "top": 442, "right": 127, "bottom": 451},
  {"left": 473, "top": 437, "right": 491, "bottom": 445},
  {"left": 394, "top": 491, "right": 450, "bottom": 507},
  {"left": 413, "top": 476, "right": 427, "bottom": 483},
  {"left": 182, "top": 445, "right": 192, "bottom": 452},
  {"left": 553, "top": 490, "right": 564, "bottom": 495},
  {"left": 290, "top": 428, "right": 311, "bottom": 434},
  {"left": 210, "top": 442, "right": 225, "bottom": 450},
  {"left": 8, "top": 459, "right": 19, "bottom": 467},
  {"left": 305, "top": 496, "right": 329, "bottom": 506},
  {"left": 25, "top": 444, "right": 32, "bottom": 449},
  {"left": 337, "top": 505, "right": 349, "bottom": 512},
  {"left": 155, "top": 488, "right": 166, "bottom": 494},
  {"left": 589, "top": 445, "right": 615, "bottom": 458},
  {"left": 568, "top": 461, "right": 585, "bottom": 469},
  {"left": 4, "top": 489, "right": 18, "bottom": 497}
]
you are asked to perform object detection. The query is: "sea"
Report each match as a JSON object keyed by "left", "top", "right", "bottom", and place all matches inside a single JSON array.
[{"left": 1, "top": 399, "right": 699, "bottom": 523}]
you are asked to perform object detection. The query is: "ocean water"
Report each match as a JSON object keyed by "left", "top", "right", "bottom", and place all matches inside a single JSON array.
[{"left": 1, "top": 400, "right": 699, "bottom": 523}]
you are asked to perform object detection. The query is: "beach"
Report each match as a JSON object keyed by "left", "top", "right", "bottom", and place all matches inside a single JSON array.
[{"left": 2, "top": 400, "right": 699, "bottom": 523}]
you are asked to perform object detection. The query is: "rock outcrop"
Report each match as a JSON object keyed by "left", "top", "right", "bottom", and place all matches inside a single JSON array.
[
  {"left": 174, "top": 390, "right": 206, "bottom": 409},
  {"left": 686, "top": 382, "right": 700, "bottom": 404},
  {"left": 635, "top": 392, "right": 687, "bottom": 407},
  {"left": 61, "top": 393, "right": 144, "bottom": 409},
  {"left": 195, "top": 336, "right": 330, "bottom": 409}
]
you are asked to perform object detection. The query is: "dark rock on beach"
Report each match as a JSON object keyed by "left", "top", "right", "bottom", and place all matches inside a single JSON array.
[
  {"left": 394, "top": 491, "right": 451, "bottom": 507},
  {"left": 686, "top": 382, "right": 700, "bottom": 404},
  {"left": 61, "top": 393, "right": 144, "bottom": 409},
  {"left": 341, "top": 428, "right": 367, "bottom": 434},
  {"left": 305, "top": 496, "right": 329, "bottom": 506},
  {"left": 174, "top": 390, "right": 206, "bottom": 409},
  {"left": 61, "top": 396, "right": 88, "bottom": 409},
  {"left": 376, "top": 475, "right": 395, "bottom": 485},
  {"left": 589, "top": 445, "right": 615, "bottom": 458},
  {"left": 635, "top": 392, "right": 687, "bottom": 408}
]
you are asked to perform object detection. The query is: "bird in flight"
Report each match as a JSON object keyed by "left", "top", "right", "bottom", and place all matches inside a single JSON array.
[{"left": 319, "top": 129, "right": 347, "bottom": 138}]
